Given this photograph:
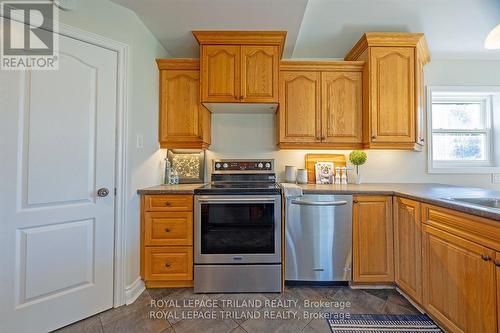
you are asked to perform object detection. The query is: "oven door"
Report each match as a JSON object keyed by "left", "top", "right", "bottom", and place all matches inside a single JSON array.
[{"left": 194, "top": 195, "right": 281, "bottom": 264}]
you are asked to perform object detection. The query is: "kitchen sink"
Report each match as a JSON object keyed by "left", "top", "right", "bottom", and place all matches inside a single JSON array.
[{"left": 445, "top": 197, "right": 500, "bottom": 210}]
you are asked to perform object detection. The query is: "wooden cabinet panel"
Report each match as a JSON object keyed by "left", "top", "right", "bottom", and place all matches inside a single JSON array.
[
  {"left": 144, "top": 212, "right": 193, "bottom": 246},
  {"left": 394, "top": 197, "right": 422, "bottom": 304},
  {"left": 241, "top": 45, "right": 278, "bottom": 102},
  {"left": 278, "top": 71, "right": 321, "bottom": 143},
  {"left": 422, "top": 225, "right": 497, "bottom": 333},
  {"left": 321, "top": 71, "right": 362, "bottom": 143},
  {"left": 370, "top": 47, "right": 415, "bottom": 143},
  {"left": 157, "top": 59, "right": 210, "bottom": 149},
  {"left": 495, "top": 252, "right": 500, "bottom": 333},
  {"left": 201, "top": 45, "right": 240, "bottom": 102},
  {"left": 144, "top": 247, "right": 193, "bottom": 281},
  {"left": 144, "top": 195, "right": 193, "bottom": 212},
  {"left": 160, "top": 70, "right": 201, "bottom": 142},
  {"left": 353, "top": 195, "right": 394, "bottom": 283}
]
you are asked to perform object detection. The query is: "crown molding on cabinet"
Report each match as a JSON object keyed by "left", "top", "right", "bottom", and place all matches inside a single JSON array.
[
  {"left": 279, "top": 60, "right": 365, "bottom": 72},
  {"left": 192, "top": 30, "right": 287, "bottom": 58},
  {"left": 345, "top": 32, "right": 430, "bottom": 64},
  {"left": 156, "top": 58, "right": 199, "bottom": 70}
]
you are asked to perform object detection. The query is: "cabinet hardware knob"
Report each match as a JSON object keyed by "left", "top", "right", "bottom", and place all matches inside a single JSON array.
[
  {"left": 165, "top": 263, "right": 171, "bottom": 267},
  {"left": 164, "top": 202, "right": 171, "bottom": 206},
  {"left": 316, "top": 136, "right": 320, "bottom": 140},
  {"left": 420, "top": 138, "right": 425, "bottom": 142},
  {"left": 481, "top": 254, "right": 492, "bottom": 261},
  {"left": 321, "top": 136, "right": 326, "bottom": 140},
  {"left": 494, "top": 260, "right": 500, "bottom": 267},
  {"left": 353, "top": 200, "right": 358, "bottom": 203},
  {"left": 371, "top": 135, "right": 377, "bottom": 140},
  {"left": 97, "top": 188, "right": 109, "bottom": 197},
  {"left": 164, "top": 228, "right": 170, "bottom": 233}
]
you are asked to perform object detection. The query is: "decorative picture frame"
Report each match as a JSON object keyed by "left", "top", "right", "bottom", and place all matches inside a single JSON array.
[
  {"left": 167, "top": 149, "right": 205, "bottom": 183},
  {"left": 315, "top": 162, "right": 334, "bottom": 184}
]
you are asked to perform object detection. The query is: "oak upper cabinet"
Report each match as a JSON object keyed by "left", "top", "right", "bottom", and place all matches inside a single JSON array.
[
  {"left": 321, "top": 71, "right": 363, "bottom": 144},
  {"left": 201, "top": 45, "right": 240, "bottom": 103},
  {"left": 278, "top": 71, "right": 321, "bottom": 144},
  {"left": 278, "top": 61, "right": 364, "bottom": 149},
  {"left": 193, "top": 31, "right": 285, "bottom": 107},
  {"left": 345, "top": 32, "right": 430, "bottom": 150},
  {"left": 352, "top": 195, "right": 394, "bottom": 283},
  {"left": 422, "top": 225, "right": 497, "bottom": 333},
  {"left": 393, "top": 197, "right": 422, "bottom": 305},
  {"left": 241, "top": 45, "right": 279, "bottom": 102},
  {"left": 157, "top": 59, "right": 211, "bottom": 149}
]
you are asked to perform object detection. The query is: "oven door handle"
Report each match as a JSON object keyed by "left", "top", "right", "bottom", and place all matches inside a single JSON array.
[
  {"left": 291, "top": 199, "right": 348, "bottom": 206},
  {"left": 197, "top": 197, "right": 276, "bottom": 203}
]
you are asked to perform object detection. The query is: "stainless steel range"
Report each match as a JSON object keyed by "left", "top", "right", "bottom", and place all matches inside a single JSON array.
[{"left": 193, "top": 159, "right": 281, "bottom": 293}]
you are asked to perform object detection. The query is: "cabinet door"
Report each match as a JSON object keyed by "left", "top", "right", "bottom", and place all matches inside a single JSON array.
[
  {"left": 353, "top": 196, "right": 394, "bottom": 283},
  {"left": 394, "top": 197, "right": 422, "bottom": 304},
  {"left": 160, "top": 70, "right": 208, "bottom": 147},
  {"left": 201, "top": 45, "right": 240, "bottom": 102},
  {"left": 278, "top": 71, "right": 321, "bottom": 143},
  {"left": 321, "top": 71, "right": 362, "bottom": 143},
  {"left": 422, "top": 225, "right": 497, "bottom": 333},
  {"left": 241, "top": 45, "right": 278, "bottom": 103},
  {"left": 370, "top": 47, "right": 415, "bottom": 143},
  {"left": 496, "top": 252, "right": 500, "bottom": 333}
]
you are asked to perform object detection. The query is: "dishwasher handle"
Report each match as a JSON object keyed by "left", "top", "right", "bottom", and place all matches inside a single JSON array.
[{"left": 291, "top": 199, "right": 348, "bottom": 206}]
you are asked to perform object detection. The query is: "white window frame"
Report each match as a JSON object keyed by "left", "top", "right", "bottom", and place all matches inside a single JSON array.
[{"left": 427, "top": 85, "right": 500, "bottom": 174}]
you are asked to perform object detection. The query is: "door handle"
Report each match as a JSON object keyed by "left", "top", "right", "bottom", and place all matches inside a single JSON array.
[
  {"left": 97, "top": 188, "right": 109, "bottom": 197},
  {"left": 291, "top": 199, "right": 348, "bottom": 206},
  {"left": 494, "top": 260, "right": 500, "bottom": 267},
  {"left": 481, "top": 254, "right": 492, "bottom": 261}
]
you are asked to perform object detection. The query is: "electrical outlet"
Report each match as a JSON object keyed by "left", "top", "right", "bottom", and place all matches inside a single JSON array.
[
  {"left": 136, "top": 135, "right": 144, "bottom": 149},
  {"left": 492, "top": 174, "right": 500, "bottom": 184}
]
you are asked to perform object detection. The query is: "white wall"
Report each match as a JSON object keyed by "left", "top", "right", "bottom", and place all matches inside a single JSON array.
[
  {"left": 58, "top": 0, "right": 168, "bottom": 288},
  {"left": 207, "top": 59, "right": 500, "bottom": 190}
]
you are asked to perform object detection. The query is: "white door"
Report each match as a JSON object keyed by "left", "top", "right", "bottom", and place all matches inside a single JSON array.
[{"left": 0, "top": 31, "right": 118, "bottom": 333}]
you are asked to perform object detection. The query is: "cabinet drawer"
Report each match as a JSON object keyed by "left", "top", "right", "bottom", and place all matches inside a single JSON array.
[
  {"left": 144, "top": 195, "right": 193, "bottom": 212},
  {"left": 144, "top": 247, "right": 193, "bottom": 281},
  {"left": 422, "top": 204, "right": 500, "bottom": 252},
  {"left": 144, "top": 212, "right": 193, "bottom": 246}
]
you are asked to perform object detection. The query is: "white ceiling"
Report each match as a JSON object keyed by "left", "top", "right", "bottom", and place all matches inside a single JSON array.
[{"left": 111, "top": 0, "right": 500, "bottom": 60}]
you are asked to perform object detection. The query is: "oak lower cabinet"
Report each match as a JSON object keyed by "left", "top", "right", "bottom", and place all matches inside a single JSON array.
[
  {"left": 393, "top": 197, "right": 422, "bottom": 305},
  {"left": 193, "top": 31, "right": 285, "bottom": 104},
  {"left": 278, "top": 61, "right": 364, "bottom": 149},
  {"left": 352, "top": 195, "right": 394, "bottom": 283},
  {"left": 422, "top": 225, "right": 497, "bottom": 333},
  {"left": 345, "top": 32, "right": 430, "bottom": 150},
  {"left": 496, "top": 252, "right": 500, "bottom": 333},
  {"left": 141, "top": 195, "right": 194, "bottom": 288},
  {"left": 156, "top": 59, "right": 211, "bottom": 149}
]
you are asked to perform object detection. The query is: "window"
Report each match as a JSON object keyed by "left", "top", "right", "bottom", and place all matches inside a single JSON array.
[{"left": 428, "top": 86, "right": 500, "bottom": 173}]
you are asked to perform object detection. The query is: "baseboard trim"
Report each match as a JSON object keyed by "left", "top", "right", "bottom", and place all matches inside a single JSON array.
[
  {"left": 395, "top": 287, "right": 426, "bottom": 314},
  {"left": 349, "top": 283, "right": 395, "bottom": 289},
  {"left": 125, "top": 277, "right": 145, "bottom": 305}
]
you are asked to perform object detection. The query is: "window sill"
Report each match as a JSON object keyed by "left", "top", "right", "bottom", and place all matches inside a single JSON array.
[{"left": 428, "top": 165, "right": 500, "bottom": 174}]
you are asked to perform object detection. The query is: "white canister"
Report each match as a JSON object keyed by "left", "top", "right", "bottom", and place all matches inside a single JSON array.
[
  {"left": 296, "top": 169, "right": 308, "bottom": 184},
  {"left": 285, "top": 165, "right": 297, "bottom": 183}
]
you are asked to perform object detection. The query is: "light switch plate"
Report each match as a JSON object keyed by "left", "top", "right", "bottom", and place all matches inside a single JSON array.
[
  {"left": 136, "top": 135, "right": 144, "bottom": 149},
  {"left": 492, "top": 174, "right": 500, "bottom": 183}
]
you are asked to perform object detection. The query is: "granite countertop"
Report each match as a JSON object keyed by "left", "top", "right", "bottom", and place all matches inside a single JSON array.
[
  {"left": 137, "top": 183, "right": 205, "bottom": 194},
  {"left": 296, "top": 183, "right": 500, "bottom": 221},
  {"left": 137, "top": 182, "right": 500, "bottom": 221}
]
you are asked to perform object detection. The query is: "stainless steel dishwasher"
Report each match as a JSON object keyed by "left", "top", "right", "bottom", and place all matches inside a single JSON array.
[{"left": 285, "top": 194, "right": 352, "bottom": 282}]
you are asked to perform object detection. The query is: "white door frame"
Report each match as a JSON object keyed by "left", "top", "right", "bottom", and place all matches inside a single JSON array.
[{"left": 2, "top": 11, "right": 130, "bottom": 307}]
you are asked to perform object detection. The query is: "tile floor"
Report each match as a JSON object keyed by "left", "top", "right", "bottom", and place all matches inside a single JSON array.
[{"left": 54, "top": 286, "right": 421, "bottom": 333}]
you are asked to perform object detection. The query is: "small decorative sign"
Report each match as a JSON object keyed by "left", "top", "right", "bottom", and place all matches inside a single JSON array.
[{"left": 315, "top": 162, "right": 334, "bottom": 184}]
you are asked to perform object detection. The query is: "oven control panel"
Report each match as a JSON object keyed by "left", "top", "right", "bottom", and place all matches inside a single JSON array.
[{"left": 213, "top": 160, "right": 274, "bottom": 172}]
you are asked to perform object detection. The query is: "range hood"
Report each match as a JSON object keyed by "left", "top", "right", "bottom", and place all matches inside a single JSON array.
[{"left": 203, "top": 103, "right": 278, "bottom": 113}]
